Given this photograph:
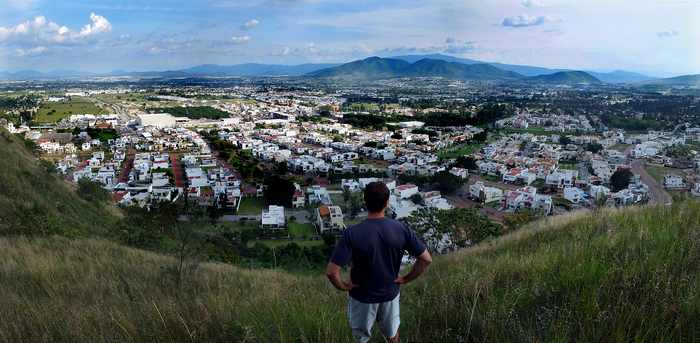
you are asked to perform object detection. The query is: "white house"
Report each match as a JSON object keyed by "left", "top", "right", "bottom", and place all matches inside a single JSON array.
[
  {"left": 316, "top": 205, "right": 346, "bottom": 233},
  {"left": 589, "top": 185, "right": 611, "bottom": 201},
  {"left": 395, "top": 184, "right": 419, "bottom": 199},
  {"left": 545, "top": 170, "right": 577, "bottom": 188},
  {"left": 663, "top": 175, "right": 685, "bottom": 189},
  {"left": 261, "top": 205, "right": 286, "bottom": 229},
  {"left": 469, "top": 182, "right": 503, "bottom": 204},
  {"left": 563, "top": 187, "right": 585, "bottom": 204},
  {"left": 503, "top": 187, "right": 552, "bottom": 215},
  {"left": 449, "top": 167, "right": 469, "bottom": 179}
]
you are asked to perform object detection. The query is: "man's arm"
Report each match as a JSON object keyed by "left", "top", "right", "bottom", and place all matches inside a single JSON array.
[
  {"left": 395, "top": 249, "right": 432, "bottom": 285},
  {"left": 325, "top": 262, "right": 356, "bottom": 291}
]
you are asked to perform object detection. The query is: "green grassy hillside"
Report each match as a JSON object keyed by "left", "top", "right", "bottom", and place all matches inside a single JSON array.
[
  {"left": 0, "top": 129, "right": 119, "bottom": 236},
  {"left": 1, "top": 202, "right": 700, "bottom": 342},
  {"left": 2, "top": 127, "right": 700, "bottom": 342}
]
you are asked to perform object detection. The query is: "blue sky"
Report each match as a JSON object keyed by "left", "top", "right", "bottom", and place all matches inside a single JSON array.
[{"left": 0, "top": 0, "right": 698, "bottom": 76}]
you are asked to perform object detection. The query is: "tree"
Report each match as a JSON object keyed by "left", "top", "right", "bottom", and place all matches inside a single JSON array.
[
  {"left": 76, "top": 178, "right": 110, "bottom": 204},
  {"left": 410, "top": 193, "right": 423, "bottom": 205},
  {"left": 610, "top": 168, "right": 634, "bottom": 192},
  {"left": 433, "top": 170, "right": 466, "bottom": 194},
  {"left": 263, "top": 176, "right": 295, "bottom": 207},
  {"left": 472, "top": 130, "right": 488, "bottom": 143},
  {"left": 456, "top": 156, "right": 479, "bottom": 171},
  {"left": 559, "top": 135, "right": 572, "bottom": 146},
  {"left": 585, "top": 143, "right": 604, "bottom": 154},
  {"left": 402, "top": 208, "right": 502, "bottom": 254}
]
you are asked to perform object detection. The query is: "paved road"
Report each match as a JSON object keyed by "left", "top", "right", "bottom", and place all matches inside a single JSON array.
[{"left": 630, "top": 159, "right": 673, "bottom": 205}]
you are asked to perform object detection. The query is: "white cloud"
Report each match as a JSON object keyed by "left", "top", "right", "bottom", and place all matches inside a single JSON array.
[
  {"left": 79, "top": 13, "right": 112, "bottom": 37},
  {"left": 240, "top": 19, "right": 259, "bottom": 30},
  {"left": 0, "top": 13, "right": 112, "bottom": 45},
  {"left": 16, "top": 45, "right": 47, "bottom": 56},
  {"left": 231, "top": 35, "right": 251, "bottom": 44},
  {"left": 501, "top": 14, "right": 554, "bottom": 28},
  {"left": 657, "top": 30, "right": 679, "bottom": 38},
  {"left": 521, "top": 0, "right": 543, "bottom": 8}
]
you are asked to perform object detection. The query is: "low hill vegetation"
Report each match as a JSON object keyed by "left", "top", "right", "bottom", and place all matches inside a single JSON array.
[
  {"left": 0, "top": 129, "right": 119, "bottom": 236},
  {"left": 2, "top": 127, "right": 700, "bottom": 342},
  {"left": 1, "top": 198, "right": 700, "bottom": 342}
]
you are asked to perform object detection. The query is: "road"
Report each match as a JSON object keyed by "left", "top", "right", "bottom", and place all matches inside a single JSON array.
[{"left": 630, "top": 159, "right": 673, "bottom": 205}]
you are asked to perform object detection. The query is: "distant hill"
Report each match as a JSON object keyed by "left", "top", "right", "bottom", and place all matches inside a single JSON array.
[
  {"left": 390, "top": 54, "right": 654, "bottom": 82},
  {"left": 308, "top": 57, "right": 411, "bottom": 79},
  {"left": 636, "top": 74, "right": 700, "bottom": 86},
  {"left": 525, "top": 71, "right": 602, "bottom": 85},
  {"left": 390, "top": 53, "right": 482, "bottom": 65},
  {"left": 0, "top": 53, "right": 657, "bottom": 82},
  {"left": 180, "top": 63, "right": 340, "bottom": 77},
  {"left": 308, "top": 57, "right": 523, "bottom": 81},
  {"left": 589, "top": 70, "right": 655, "bottom": 83}
]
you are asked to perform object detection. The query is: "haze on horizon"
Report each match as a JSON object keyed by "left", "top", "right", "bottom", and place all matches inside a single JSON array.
[{"left": 0, "top": 0, "right": 698, "bottom": 77}]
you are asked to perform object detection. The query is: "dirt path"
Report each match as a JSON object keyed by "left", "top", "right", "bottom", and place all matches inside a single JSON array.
[{"left": 630, "top": 159, "right": 672, "bottom": 205}]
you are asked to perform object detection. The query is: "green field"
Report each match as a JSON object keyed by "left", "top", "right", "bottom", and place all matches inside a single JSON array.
[
  {"left": 438, "top": 142, "right": 484, "bottom": 160},
  {"left": 34, "top": 98, "right": 105, "bottom": 123},
  {"left": 288, "top": 221, "right": 316, "bottom": 238},
  {"left": 558, "top": 161, "right": 578, "bottom": 170},
  {"left": 237, "top": 197, "right": 265, "bottom": 215},
  {"left": 148, "top": 106, "right": 231, "bottom": 120},
  {"left": 610, "top": 143, "right": 632, "bottom": 152}
]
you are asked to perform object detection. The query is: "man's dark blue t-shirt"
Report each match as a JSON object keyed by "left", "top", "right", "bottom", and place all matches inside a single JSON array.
[{"left": 330, "top": 217, "right": 426, "bottom": 303}]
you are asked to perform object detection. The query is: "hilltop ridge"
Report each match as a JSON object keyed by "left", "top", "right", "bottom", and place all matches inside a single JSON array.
[
  {"left": 1, "top": 187, "right": 699, "bottom": 341},
  {"left": 0, "top": 129, "right": 119, "bottom": 236}
]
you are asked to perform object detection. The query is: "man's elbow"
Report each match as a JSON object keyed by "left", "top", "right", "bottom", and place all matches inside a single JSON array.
[
  {"left": 418, "top": 250, "right": 433, "bottom": 264},
  {"left": 325, "top": 263, "right": 340, "bottom": 279}
]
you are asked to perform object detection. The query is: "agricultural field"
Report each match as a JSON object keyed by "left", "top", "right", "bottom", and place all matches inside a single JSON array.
[{"left": 34, "top": 97, "right": 106, "bottom": 123}]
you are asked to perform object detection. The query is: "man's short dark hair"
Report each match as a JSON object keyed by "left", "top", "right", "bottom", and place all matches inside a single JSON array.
[{"left": 364, "top": 182, "right": 390, "bottom": 213}]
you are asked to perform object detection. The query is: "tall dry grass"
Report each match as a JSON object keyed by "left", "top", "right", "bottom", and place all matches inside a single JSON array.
[{"left": 1, "top": 199, "right": 700, "bottom": 342}]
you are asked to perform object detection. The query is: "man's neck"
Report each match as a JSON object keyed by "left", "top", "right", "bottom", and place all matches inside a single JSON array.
[{"left": 366, "top": 211, "right": 385, "bottom": 219}]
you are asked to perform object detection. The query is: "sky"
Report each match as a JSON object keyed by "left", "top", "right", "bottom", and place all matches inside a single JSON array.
[{"left": 0, "top": 0, "right": 698, "bottom": 76}]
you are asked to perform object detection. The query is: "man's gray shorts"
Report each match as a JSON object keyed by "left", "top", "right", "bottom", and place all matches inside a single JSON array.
[{"left": 347, "top": 293, "right": 400, "bottom": 343}]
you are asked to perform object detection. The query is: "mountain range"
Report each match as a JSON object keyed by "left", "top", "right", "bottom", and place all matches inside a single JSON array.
[
  {"left": 2, "top": 53, "right": 698, "bottom": 86},
  {"left": 309, "top": 57, "right": 527, "bottom": 81}
]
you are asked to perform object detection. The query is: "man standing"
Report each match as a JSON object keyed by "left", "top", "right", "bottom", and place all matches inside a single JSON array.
[{"left": 326, "top": 182, "right": 432, "bottom": 343}]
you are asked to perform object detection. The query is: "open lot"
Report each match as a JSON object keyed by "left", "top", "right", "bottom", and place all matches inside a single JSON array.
[
  {"left": 237, "top": 197, "right": 265, "bottom": 215},
  {"left": 288, "top": 221, "right": 316, "bottom": 238},
  {"left": 34, "top": 97, "right": 105, "bottom": 123}
]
